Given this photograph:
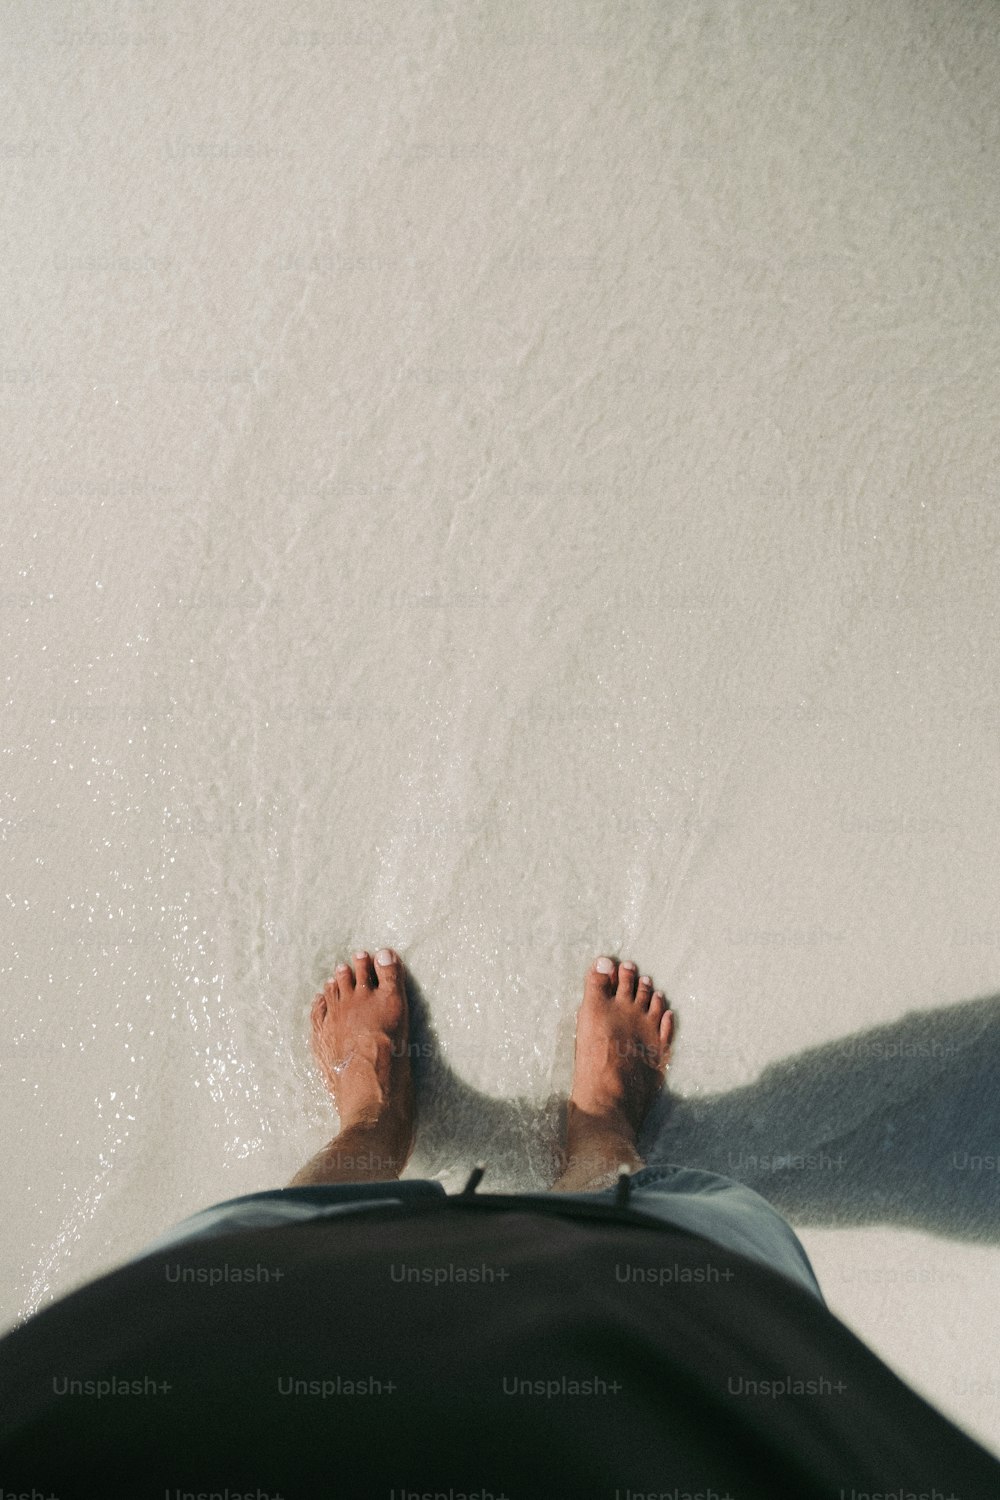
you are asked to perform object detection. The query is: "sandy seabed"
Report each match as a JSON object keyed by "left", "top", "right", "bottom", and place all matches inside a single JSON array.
[{"left": 2, "top": 0, "right": 999, "bottom": 1459}]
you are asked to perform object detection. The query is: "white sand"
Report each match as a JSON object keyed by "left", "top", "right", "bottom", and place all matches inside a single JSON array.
[{"left": 2, "top": 0, "right": 999, "bottom": 1459}]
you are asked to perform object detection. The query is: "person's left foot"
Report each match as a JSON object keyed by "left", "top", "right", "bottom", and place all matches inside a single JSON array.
[{"left": 310, "top": 949, "right": 416, "bottom": 1169}]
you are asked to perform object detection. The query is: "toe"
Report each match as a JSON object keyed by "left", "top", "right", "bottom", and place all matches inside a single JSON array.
[
  {"left": 658, "top": 999, "right": 675, "bottom": 1045},
  {"left": 353, "top": 950, "right": 372, "bottom": 986},
  {"left": 311, "top": 991, "right": 327, "bottom": 1027},
  {"left": 586, "top": 955, "right": 617, "bottom": 999},
  {"left": 335, "top": 961, "right": 354, "bottom": 992},
  {"left": 617, "top": 961, "right": 638, "bottom": 1001},
  {"left": 375, "top": 947, "right": 401, "bottom": 989},
  {"left": 636, "top": 974, "right": 654, "bottom": 1009}
]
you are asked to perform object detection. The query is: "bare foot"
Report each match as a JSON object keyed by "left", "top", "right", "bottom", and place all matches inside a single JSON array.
[
  {"left": 309, "top": 948, "right": 416, "bottom": 1167},
  {"left": 567, "top": 955, "right": 674, "bottom": 1149}
]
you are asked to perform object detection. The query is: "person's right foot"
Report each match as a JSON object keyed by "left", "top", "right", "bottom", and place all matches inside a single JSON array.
[{"left": 568, "top": 956, "right": 674, "bottom": 1144}]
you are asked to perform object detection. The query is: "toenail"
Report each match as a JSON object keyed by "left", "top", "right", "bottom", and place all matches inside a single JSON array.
[
  {"left": 595, "top": 957, "right": 614, "bottom": 974},
  {"left": 376, "top": 948, "right": 394, "bottom": 965},
  {"left": 337, "top": 963, "right": 350, "bottom": 973},
  {"left": 621, "top": 960, "right": 636, "bottom": 972},
  {"left": 354, "top": 951, "right": 367, "bottom": 961}
]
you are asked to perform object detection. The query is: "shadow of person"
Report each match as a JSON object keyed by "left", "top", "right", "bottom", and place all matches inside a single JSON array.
[{"left": 399, "top": 978, "right": 1000, "bottom": 1243}]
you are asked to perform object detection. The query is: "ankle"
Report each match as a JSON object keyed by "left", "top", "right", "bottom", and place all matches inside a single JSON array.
[
  {"left": 338, "top": 1111, "right": 411, "bottom": 1159},
  {"left": 565, "top": 1100, "right": 638, "bottom": 1150}
]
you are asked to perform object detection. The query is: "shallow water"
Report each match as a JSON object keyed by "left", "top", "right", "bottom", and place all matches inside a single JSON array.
[{"left": 2, "top": 0, "right": 999, "bottom": 1458}]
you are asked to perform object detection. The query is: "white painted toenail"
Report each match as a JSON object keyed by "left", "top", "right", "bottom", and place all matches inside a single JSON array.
[
  {"left": 376, "top": 948, "right": 394, "bottom": 965},
  {"left": 354, "top": 951, "right": 367, "bottom": 961},
  {"left": 337, "top": 963, "right": 350, "bottom": 973},
  {"left": 621, "top": 961, "right": 636, "bottom": 971},
  {"left": 596, "top": 957, "right": 613, "bottom": 974}
]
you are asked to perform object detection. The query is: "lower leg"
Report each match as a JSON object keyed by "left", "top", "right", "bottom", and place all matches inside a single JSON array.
[
  {"left": 551, "top": 1104, "right": 645, "bottom": 1193},
  {"left": 289, "top": 1120, "right": 407, "bottom": 1187}
]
